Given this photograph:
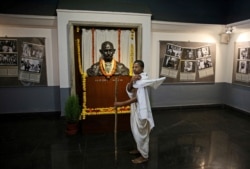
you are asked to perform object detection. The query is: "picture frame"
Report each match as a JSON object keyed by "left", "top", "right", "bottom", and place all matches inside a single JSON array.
[
  {"left": 159, "top": 41, "right": 216, "bottom": 84},
  {"left": 232, "top": 41, "right": 250, "bottom": 86}
]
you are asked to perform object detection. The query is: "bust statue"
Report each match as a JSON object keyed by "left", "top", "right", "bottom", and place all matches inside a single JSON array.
[{"left": 87, "top": 41, "right": 129, "bottom": 78}]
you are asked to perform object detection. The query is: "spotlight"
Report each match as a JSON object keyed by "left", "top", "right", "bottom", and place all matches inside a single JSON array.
[{"left": 225, "top": 27, "right": 233, "bottom": 34}]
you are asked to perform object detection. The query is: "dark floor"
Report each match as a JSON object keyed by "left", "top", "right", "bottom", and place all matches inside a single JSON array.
[{"left": 0, "top": 106, "right": 250, "bottom": 169}]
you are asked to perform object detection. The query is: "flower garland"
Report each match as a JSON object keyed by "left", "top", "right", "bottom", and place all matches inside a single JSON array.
[
  {"left": 85, "top": 106, "right": 130, "bottom": 115},
  {"left": 77, "top": 38, "right": 87, "bottom": 119},
  {"left": 91, "top": 28, "right": 95, "bottom": 65},
  {"left": 99, "top": 58, "right": 117, "bottom": 78},
  {"left": 118, "top": 29, "right": 121, "bottom": 62},
  {"left": 129, "top": 44, "right": 134, "bottom": 76},
  {"left": 129, "top": 29, "right": 135, "bottom": 76}
]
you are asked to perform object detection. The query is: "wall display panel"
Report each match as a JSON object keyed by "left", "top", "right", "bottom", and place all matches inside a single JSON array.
[
  {"left": 232, "top": 41, "right": 250, "bottom": 86},
  {"left": 159, "top": 41, "right": 216, "bottom": 84},
  {"left": 0, "top": 37, "right": 47, "bottom": 86}
]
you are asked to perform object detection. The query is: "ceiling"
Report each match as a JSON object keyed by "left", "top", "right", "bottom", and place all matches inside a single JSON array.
[{"left": 0, "top": 0, "right": 250, "bottom": 26}]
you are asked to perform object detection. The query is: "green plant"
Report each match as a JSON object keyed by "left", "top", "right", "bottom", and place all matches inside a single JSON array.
[{"left": 64, "top": 94, "right": 81, "bottom": 123}]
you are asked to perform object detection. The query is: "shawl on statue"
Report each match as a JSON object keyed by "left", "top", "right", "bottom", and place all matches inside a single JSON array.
[{"left": 133, "top": 72, "right": 166, "bottom": 130}]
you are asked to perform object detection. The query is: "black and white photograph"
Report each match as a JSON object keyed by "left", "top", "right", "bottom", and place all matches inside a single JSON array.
[
  {"left": 0, "top": 53, "right": 18, "bottom": 66},
  {"left": 166, "top": 43, "right": 182, "bottom": 58},
  {"left": 180, "top": 60, "right": 196, "bottom": 81},
  {"left": 197, "top": 57, "right": 214, "bottom": 78},
  {"left": 198, "top": 57, "right": 213, "bottom": 69},
  {"left": 181, "top": 48, "right": 195, "bottom": 60},
  {"left": 197, "top": 58, "right": 206, "bottom": 70},
  {"left": 160, "top": 55, "right": 180, "bottom": 78},
  {"left": 196, "top": 48, "right": 204, "bottom": 58},
  {"left": 237, "top": 60, "right": 248, "bottom": 74},
  {"left": 159, "top": 41, "right": 216, "bottom": 84},
  {"left": 195, "top": 46, "right": 210, "bottom": 58},
  {"left": 163, "top": 55, "right": 180, "bottom": 69},
  {"left": 0, "top": 39, "right": 17, "bottom": 53},
  {"left": 182, "top": 60, "right": 196, "bottom": 73},
  {"left": 238, "top": 48, "right": 249, "bottom": 60},
  {"left": 20, "top": 58, "right": 41, "bottom": 73},
  {"left": 201, "top": 46, "right": 210, "bottom": 56},
  {"left": 22, "top": 42, "right": 45, "bottom": 59}
]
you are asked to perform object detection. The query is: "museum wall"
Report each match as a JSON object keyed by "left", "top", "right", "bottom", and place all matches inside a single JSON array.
[
  {"left": 150, "top": 22, "right": 224, "bottom": 108},
  {"left": 0, "top": 13, "right": 250, "bottom": 114},
  {"left": 0, "top": 15, "right": 61, "bottom": 114},
  {"left": 222, "top": 31, "right": 250, "bottom": 113},
  {"left": 150, "top": 22, "right": 250, "bottom": 113}
]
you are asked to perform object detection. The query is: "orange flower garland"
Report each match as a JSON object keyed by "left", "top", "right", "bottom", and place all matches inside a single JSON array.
[
  {"left": 91, "top": 28, "right": 95, "bottom": 65},
  {"left": 99, "top": 58, "right": 117, "bottom": 78},
  {"left": 118, "top": 29, "right": 121, "bottom": 62}
]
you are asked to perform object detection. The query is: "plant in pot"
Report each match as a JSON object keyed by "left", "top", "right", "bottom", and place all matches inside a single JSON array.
[{"left": 64, "top": 94, "right": 81, "bottom": 135}]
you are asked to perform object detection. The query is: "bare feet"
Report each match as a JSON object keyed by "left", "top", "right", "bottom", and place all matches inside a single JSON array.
[
  {"left": 131, "top": 156, "right": 148, "bottom": 164},
  {"left": 129, "top": 149, "right": 140, "bottom": 155}
]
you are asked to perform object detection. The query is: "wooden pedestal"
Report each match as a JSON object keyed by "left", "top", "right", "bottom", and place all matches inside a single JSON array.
[{"left": 82, "top": 75, "right": 131, "bottom": 133}]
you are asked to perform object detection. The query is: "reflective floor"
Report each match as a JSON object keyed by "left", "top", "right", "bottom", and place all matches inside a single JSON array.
[{"left": 0, "top": 106, "right": 250, "bottom": 169}]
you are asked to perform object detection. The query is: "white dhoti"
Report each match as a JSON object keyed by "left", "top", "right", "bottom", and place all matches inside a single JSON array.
[{"left": 127, "top": 73, "right": 165, "bottom": 158}]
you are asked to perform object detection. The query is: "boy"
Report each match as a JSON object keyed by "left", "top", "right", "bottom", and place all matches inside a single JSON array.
[{"left": 114, "top": 60, "right": 165, "bottom": 164}]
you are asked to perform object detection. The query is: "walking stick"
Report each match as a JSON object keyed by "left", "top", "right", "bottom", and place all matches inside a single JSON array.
[{"left": 114, "top": 76, "right": 118, "bottom": 164}]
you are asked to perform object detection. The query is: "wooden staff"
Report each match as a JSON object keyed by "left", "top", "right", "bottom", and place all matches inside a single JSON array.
[{"left": 114, "top": 76, "right": 118, "bottom": 163}]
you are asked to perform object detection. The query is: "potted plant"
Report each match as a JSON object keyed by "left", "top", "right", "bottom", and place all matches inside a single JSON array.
[{"left": 64, "top": 94, "right": 81, "bottom": 135}]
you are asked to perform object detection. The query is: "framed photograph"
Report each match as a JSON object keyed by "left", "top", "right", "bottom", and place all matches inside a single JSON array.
[
  {"left": 19, "top": 42, "right": 45, "bottom": 83},
  {"left": 159, "top": 41, "right": 216, "bottom": 84},
  {"left": 232, "top": 42, "right": 250, "bottom": 86},
  {"left": 0, "top": 39, "right": 18, "bottom": 77}
]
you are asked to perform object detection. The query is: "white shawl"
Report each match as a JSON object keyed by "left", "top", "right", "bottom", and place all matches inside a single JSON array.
[{"left": 133, "top": 72, "right": 166, "bottom": 130}]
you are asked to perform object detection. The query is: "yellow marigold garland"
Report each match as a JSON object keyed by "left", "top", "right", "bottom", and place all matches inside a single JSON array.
[
  {"left": 129, "top": 44, "right": 134, "bottom": 76},
  {"left": 91, "top": 28, "right": 95, "bottom": 65},
  {"left": 77, "top": 38, "right": 87, "bottom": 119},
  {"left": 129, "top": 29, "right": 135, "bottom": 76},
  {"left": 118, "top": 29, "right": 121, "bottom": 62},
  {"left": 85, "top": 106, "right": 130, "bottom": 115}
]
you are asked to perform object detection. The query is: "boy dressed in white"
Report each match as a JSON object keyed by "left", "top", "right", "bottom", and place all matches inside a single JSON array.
[{"left": 114, "top": 60, "right": 165, "bottom": 164}]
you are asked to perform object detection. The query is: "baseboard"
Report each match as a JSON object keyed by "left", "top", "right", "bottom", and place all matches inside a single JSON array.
[
  {"left": 152, "top": 104, "right": 225, "bottom": 111},
  {"left": 152, "top": 104, "right": 250, "bottom": 118},
  {"left": 223, "top": 105, "right": 250, "bottom": 118}
]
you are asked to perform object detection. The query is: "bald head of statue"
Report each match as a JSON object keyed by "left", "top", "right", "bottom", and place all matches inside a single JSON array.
[{"left": 99, "top": 41, "right": 116, "bottom": 62}]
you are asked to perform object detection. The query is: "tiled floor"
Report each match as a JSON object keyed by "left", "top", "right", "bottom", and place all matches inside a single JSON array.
[{"left": 0, "top": 106, "right": 249, "bottom": 169}]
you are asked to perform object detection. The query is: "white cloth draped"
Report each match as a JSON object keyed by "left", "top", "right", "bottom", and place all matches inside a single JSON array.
[
  {"left": 133, "top": 72, "right": 166, "bottom": 130},
  {"left": 126, "top": 73, "right": 166, "bottom": 158},
  {"left": 81, "top": 29, "right": 135, "bottom": 73}
]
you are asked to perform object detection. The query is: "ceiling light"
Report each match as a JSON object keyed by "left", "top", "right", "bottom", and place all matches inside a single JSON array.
[{"left": 225, "top": 27, "right": 233, "bottom": 34}]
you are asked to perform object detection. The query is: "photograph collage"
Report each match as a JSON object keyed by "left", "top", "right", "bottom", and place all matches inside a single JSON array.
[
  {"left": 160, "top": 41, "right": 215, "bottom": 84},
  {"left": 0, "top": 37, "right": 47, "bottom": 86},
  {"left": 235, "top": 47, "right": 250, "bottom": 83},
  {"left": 19, "top": 42, "right": 44, "bottom": 83},
  {"left": 0, "top": 39, "right": 18, "bottom": 77}
]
